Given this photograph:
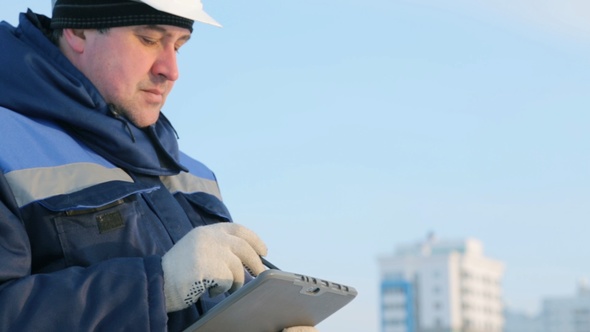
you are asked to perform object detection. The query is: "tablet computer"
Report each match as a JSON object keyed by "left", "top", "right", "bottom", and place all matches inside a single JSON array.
[{"left": 183, "top": 269, "right": 357, "bottom": 332}]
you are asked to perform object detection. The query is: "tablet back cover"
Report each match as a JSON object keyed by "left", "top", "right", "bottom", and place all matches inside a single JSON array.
[{"left": 183, "top": 270, "right": 357, "bottom": 332}]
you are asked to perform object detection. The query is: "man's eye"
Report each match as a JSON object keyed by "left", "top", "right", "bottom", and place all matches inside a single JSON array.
[{"left": 141, "top": 37, "right": 158, "bottom": 45}]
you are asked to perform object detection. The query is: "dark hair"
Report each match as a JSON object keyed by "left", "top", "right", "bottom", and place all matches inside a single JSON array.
[{"left": 49, "top": 27, "right": 110, "bottom": 46}]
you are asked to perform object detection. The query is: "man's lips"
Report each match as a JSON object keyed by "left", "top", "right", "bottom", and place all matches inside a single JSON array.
[
  {"left": 144, "top": 88, "right": 164, "bottom": 96},
  {"left": 142, "top": 88, "right": 166, "bottom": 104}
]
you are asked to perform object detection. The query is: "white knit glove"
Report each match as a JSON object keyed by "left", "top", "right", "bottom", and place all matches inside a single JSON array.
[
  {"left": 161, "top": 223, "right": 268, "bottom": 312},
  {"left": 282, "top": 327, "right": 319, "bottom": 332}
]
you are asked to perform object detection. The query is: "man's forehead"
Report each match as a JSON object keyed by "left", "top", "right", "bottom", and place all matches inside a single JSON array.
[{"left": 132, "top": 25, "right": 192, "bottom": 40}]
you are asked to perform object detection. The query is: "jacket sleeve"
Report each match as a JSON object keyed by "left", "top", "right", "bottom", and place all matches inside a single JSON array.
[{"left": 0, "top": 200, "right": 168, "bottom": 331}]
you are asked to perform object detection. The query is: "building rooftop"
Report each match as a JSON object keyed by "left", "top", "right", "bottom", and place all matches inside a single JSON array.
[{"left": 392, "top": 233, "right": 484, "bottom": 258}]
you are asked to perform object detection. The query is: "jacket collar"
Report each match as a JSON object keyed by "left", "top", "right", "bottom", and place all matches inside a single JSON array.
[{"left": 0, "top": 11, "right": 187, "bottom": 176}]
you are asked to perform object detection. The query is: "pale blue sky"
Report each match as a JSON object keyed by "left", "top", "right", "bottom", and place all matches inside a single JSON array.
[{"left": 3, "top": 1, "right": 590, "bottom": 331}]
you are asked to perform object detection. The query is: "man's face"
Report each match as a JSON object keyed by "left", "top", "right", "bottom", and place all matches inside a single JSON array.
[{"left": 76, "top": 25, "right": 191, "bottom": 128}]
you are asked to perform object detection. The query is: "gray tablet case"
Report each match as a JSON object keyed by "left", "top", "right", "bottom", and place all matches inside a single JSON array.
[{"left": 183, "top": 270, "right": 357, "bottom": 332}]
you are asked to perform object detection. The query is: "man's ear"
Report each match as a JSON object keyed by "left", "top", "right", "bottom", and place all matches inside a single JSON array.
[{"left": 61, "top": 28, "right": 87, "bottom": 54}]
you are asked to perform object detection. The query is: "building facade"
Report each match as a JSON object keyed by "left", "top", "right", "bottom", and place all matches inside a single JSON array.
[
  {"left": 542, "top": 280, "right": 590, "bottom": 332},
  {"left": 379, "top": 235, "right": 504, "bottom": 332},
  {"left": 503, "top": 280, "right": 590, "bottom": 332},
  {"left": 503, "top": 309, "right": 543, "bottom": 332}
]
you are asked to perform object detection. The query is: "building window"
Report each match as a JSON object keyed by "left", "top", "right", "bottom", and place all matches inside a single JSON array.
[
  {"left": 435, "top": 318, "right": 442, "bottom": 328},
  {"left": 384, "top": 287, "right": 404, "bottom": 295},
  {"left": 464, "top": 319, "right": 471, "bottom": 328}
]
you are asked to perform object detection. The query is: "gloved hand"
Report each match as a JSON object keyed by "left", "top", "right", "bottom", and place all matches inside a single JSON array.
[
  {"left": 161, "top": 223, "right": 268, "bottom": 312},
  {"left": 282, "top": 327, "right": 319, "bottom": 332}
]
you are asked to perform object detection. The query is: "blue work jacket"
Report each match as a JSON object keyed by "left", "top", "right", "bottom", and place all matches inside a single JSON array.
[{"left": 0, "top": 10, "right": 233, "bottom": 331}]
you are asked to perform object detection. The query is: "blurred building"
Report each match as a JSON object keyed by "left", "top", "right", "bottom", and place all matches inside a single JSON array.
[
  {"left": 541, "top": 279, "right": 590, "bottom": 332},
  {"left": 503, "top": 309, "right": 543, "bottom": 332},
  {"left": 504, "top": 280, "right": 590, "bottom": 332},
  {"left": 378, "top": 234, "right": 505, "bottom": 332}
]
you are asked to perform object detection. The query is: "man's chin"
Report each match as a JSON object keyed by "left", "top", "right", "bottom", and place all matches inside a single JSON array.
[
  {"left": 109, "top": 103, "right": 161, "bottom": 128},
  {"left": 130, "top": 114, "right": 161, "bottom": 128}
]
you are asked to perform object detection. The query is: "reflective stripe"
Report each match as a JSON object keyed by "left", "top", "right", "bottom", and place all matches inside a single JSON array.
[
  {"left": 6, "top": 163, "right": 133, "bottom": 208},
  {"left": 160, "top": 172, "right": 221, "bottom": 200}
]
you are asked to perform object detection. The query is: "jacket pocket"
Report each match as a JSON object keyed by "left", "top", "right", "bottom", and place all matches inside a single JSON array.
[
  {"left": 39, "top": 181, "right": 171, "bottom": 267},
  {"left": 174, "top": 191, "right": 233, "bottom": 228}
]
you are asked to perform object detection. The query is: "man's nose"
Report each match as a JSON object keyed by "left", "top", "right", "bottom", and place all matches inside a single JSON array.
[{"left": 152, "top": 46, "right": 179, "bottom": 81}]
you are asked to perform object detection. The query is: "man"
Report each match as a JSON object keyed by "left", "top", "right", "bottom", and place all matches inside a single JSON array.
[{"left": 0, "top": 0, "right": 318, "bottom": 331}]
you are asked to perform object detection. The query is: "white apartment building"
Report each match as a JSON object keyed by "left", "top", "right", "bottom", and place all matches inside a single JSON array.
[{"left": 378, "top": 235, "right": 505, "bottom": 332}]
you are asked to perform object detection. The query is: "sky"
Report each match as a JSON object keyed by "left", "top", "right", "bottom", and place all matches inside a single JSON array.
[{"left": 3, "top": 1, "right": 590, "bottom": 331}]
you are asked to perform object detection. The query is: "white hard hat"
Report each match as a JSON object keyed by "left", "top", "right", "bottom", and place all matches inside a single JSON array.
[
  {"left": 134, "top": 0, "right": 221, "bottom": 27},
  {"left": 51, "top": 0, "right": 221, "bottom": 28}
]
